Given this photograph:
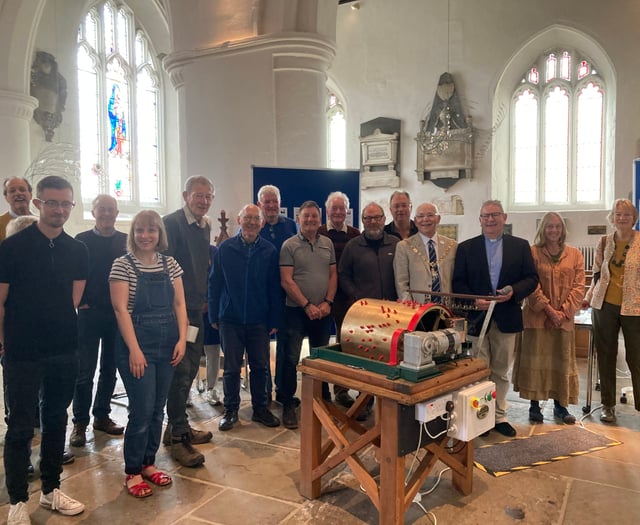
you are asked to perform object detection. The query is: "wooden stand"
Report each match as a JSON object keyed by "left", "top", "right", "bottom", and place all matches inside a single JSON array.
[{"left": 298, "top": 357, "right": 490, "bottom": 525}]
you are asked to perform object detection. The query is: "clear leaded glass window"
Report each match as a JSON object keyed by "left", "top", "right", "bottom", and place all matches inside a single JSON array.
[
  {"left": 512, "top": 50, "right": 604, "bottom": 208},
  {"left": 77, "top": 1, "right": 162, "bottom": 211},
  {"left": 327, "top": 91, "right": 346, "bottom": 169}
]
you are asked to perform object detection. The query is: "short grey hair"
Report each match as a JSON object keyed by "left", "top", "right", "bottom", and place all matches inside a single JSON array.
[
  {"left": 91, "top": 194, "right": 118, "bottom": 209},
  {"left": 389, "top": 191, "right": 411, "bottom": 207},
  {"left": 6, "top": 215, "right": 38, "bottom": 237},
  {"left": 361, "top": 202, "right": 385, "bottom": 220},
  {"left": 184, "top": 175, "right": 214, "bottom": 195},
  {"left": 325, "top": 191, "right": 350, "bottom": 211},
  {"left": 257, "top": 184, "right": 281, "bottom": 203},
  {"left": 480, "top": 199, "right": 504, "bottom": 214}
]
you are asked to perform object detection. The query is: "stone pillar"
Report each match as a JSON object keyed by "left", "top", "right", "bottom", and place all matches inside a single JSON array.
[
  {"left": 272, "top": 39, "right": 334, "bottom": 168},
  {"left": 0, "top": 89, "right": 38, "bottom": 179}
]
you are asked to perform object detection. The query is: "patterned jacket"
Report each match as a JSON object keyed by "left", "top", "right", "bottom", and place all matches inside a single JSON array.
[{"left": 586, "top": 231, "right": 640, "bottom": 316}]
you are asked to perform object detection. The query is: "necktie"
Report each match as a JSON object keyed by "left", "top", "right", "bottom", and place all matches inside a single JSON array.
[{"left": 428, "top": 239, "right": 441, "bottom": 303}]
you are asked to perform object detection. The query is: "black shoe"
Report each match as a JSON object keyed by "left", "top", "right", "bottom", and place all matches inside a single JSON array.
[
  {"left": 27, "top": 461, "right": 35, "bottom": 477},
  {"left": 529, "top": 406, "right": 544, "bottom": 423},
  {"left": 62, "top": 450, "right": 75, "bottom": 465},
  {"left": 218, "top": 410, "right": 239, "bottom": 431},
  {"left": 282, "top": 405, "right": 298, "bottom": 429},
  {"left": 335, "top": 390, "right": 355, "bottom": 408},
  {"left": 553, "top": 406, "right": 576, "bottom": 424},
  {"left": 494, "top": 422, "right": 516, "bottom": 437},
  {"left": 275, "top": 395, "right": 301, "bottom": 407},
  {"left": 252, "top": 407, "right": 281, "bottom": 427}
]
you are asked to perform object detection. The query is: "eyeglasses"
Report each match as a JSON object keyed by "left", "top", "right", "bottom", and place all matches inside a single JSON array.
[
  {"left": 39, "top": 199, "right": 75, "bottom": 210},
  {"left": 480, "top": 212, "right": 503, "bottom": 220},
  {"left": 415, "top": 213, "right": 438, "bottom": 219},
  {"left": 362, "top": 215, "right": 384, "bottom": 222}
]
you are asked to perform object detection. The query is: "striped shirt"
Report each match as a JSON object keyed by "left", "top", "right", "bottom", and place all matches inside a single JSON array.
[{"left": 109, "top": 252, "right": 183, "bottom": 312}]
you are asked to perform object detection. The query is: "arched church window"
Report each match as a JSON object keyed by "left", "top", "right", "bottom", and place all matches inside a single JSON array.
[
  {"left": 77, "top": 1, "right": 162, "bottom": 212},
  {"left": 327, "top": 91, "right": 346, "bottom": 169},
  {"left": 511, "top": 49, "right": 604, "bottom": 208}
]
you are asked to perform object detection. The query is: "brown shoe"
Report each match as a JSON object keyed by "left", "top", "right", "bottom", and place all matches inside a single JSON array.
[
  {"left": 189, "top": 426, "right": 213, "bottom": 444},
  {"left": 171, "top": 435, "right": 205, "bottom": 467},
  {"left": 69, "top": 423, "right": 87, "bottom": 447},
  {"left": 93, "top": 417, "right": 124, "bottom": 435}
]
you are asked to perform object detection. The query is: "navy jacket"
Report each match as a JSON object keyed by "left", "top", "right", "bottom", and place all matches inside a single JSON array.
[
  {"left": 452, "top": 234, "right": 538, "bottom": 334},
  {"left": 208, "top": 232, "right": 281, "bottom": 328}
]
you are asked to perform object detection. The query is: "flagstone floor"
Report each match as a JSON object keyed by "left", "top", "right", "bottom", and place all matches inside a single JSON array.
[{"left": 0, "top": 340, "right": 639, "bottom": 524}]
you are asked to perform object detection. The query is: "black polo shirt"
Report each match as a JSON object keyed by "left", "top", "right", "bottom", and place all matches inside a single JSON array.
[{"left": 0, "top": 223, "right": 89, "bottom": 361}]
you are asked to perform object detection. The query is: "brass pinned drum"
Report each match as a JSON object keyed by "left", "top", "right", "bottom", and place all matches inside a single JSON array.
[{"left": 340, "top": 299, "right": 452, "bottom": 365}]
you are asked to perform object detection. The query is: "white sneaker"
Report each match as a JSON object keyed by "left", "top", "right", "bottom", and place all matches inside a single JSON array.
[
  {"left": 8, "top": 502, "right": 31, "bottom": 525},
  {"left": 39, "top": 488, "right": 85, "bottom": 516},
  {"left": 206, "top": 388, "right": 222, "bottom": 406}
]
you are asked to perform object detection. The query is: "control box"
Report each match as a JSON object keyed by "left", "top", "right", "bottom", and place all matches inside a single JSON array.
[
  {"left": 447, "top": 381, "right": 496, "bottom": 441},
  {"left": 415, "top": 393, "right": 453, "bottom": 423}
]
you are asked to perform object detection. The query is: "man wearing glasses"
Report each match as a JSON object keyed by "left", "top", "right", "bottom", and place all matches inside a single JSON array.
[
  {"left": 0, "top": 175, "right": 88, "bottom": 521},
  {"left": 162, "top": 175, "right": 215, "bottom": 467},
  {"left": 453, "top": 200, "right": 538, "bottom": 437},
  {"left": 394, "top": 202, "right": 457, "bottom": 304},
  {"left": 340, "top": 203, "right": 399, "bottom": 303},
  {"left": 338, "top": 202, "right": 399, "bottom": 420},
  {"left": 209, "top": 204, "right": 282, "bottom": 431}
]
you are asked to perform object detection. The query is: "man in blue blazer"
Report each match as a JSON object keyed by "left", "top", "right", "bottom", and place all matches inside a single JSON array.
[{"left": 453, "top": 200, "right": 538, "bottom": 437}]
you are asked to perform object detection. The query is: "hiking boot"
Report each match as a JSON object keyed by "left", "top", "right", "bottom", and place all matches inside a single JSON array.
[
  {"left": 600, "top": 405, "right": 616, "bottom": 423},
  {"left": 189, "top": 427, "right": 213, "bottom": 444},
  {"left": 69, "top": 423, "right": 87, "bottom": 447},
  {"left": 171, "top": 434, "right": 205, "bottom": 467},
  {"left": 218, "top": 410, "right": 238, "bottom": 431},
  {"left": 282, "top": 404, "right": 298, "bottom": 429},
  {"left": 252, "top": 407, "right": 280, "bottom": 427},
  {"left": 39, "top": 488, "right": 85, "bottom": 516},
  {"left": 93, "top": 417, "right": 124, "bottom": 435},
  {"left": 8, "top": 501, "right": 31, "bottom": 524}
]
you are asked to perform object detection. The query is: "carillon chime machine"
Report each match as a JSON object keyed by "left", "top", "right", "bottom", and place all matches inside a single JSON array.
[{"left": 311, "top": 294, "right": 488, "bottom": 381}]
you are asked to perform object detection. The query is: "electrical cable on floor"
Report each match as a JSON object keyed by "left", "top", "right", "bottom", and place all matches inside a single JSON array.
[{"left": 412, "top": 466, "right": 451, "bottom": 524}]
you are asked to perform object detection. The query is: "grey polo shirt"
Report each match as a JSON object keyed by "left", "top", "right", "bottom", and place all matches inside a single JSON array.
[{"left": 280, "top": 232, "right": 335, "bottom": 307}]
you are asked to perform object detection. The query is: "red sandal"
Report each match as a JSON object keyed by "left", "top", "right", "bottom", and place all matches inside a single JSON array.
[
  {"left": 142, "top": 465, "right": 172, "bottom": 486},
  {"left": 125, "top": 474, "right": 153, "bottom": 498}
]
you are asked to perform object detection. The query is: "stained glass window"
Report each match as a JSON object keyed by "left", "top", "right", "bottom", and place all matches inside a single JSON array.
[
  {"left": 77, "top": 1, "right": 162, "bottom": 212},
  {"left": 327, "top": 91, "right": 346, "bottom": 169},
  {"left": 512, "top": 50, "right": 604, "bottom": 207}
]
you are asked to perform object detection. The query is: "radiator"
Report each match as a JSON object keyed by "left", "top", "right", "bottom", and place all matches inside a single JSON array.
[{"left": 577, "top": 245, "right": 596, "bottom": 271}]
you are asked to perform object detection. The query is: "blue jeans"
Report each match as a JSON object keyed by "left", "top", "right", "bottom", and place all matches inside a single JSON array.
[
  {"left": 219, "top": 321, "right": 269, "bottom": 411},
  {"left": 4, "top": 353, "right": 77, "bottom": 503},
  {"left": 116, "top": 315, "right": 177, "bottom": 475},
  {"left": 73, "top": 307, "right": 118, "bottom": 424},
  {"left": 166, "top": 309, "right": 203, "bottom": 436},
  {"left": 279, "top": 306, "right": 331, "bottom": 404}
]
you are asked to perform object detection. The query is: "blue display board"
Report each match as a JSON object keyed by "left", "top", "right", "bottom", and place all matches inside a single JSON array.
[
  {"left": 252, "top": 166, "right": 361, "bottom": 228},
  {"left": 634, "top": 159, "right": 640, "bottom": 230}
]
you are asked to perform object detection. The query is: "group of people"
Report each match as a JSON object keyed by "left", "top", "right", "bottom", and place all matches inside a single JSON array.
[{"left": 0, "top": 172, "right": 638, "bottom": 525}]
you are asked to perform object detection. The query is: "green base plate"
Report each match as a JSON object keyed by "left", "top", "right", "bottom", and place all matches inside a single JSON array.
[{"left": 309, "top": 344, "right": 441, "bottom": 382}]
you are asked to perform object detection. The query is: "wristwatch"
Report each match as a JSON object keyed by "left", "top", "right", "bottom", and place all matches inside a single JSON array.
[{"left": 324, "top": 298, "right": 334, "bottom": 306}]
